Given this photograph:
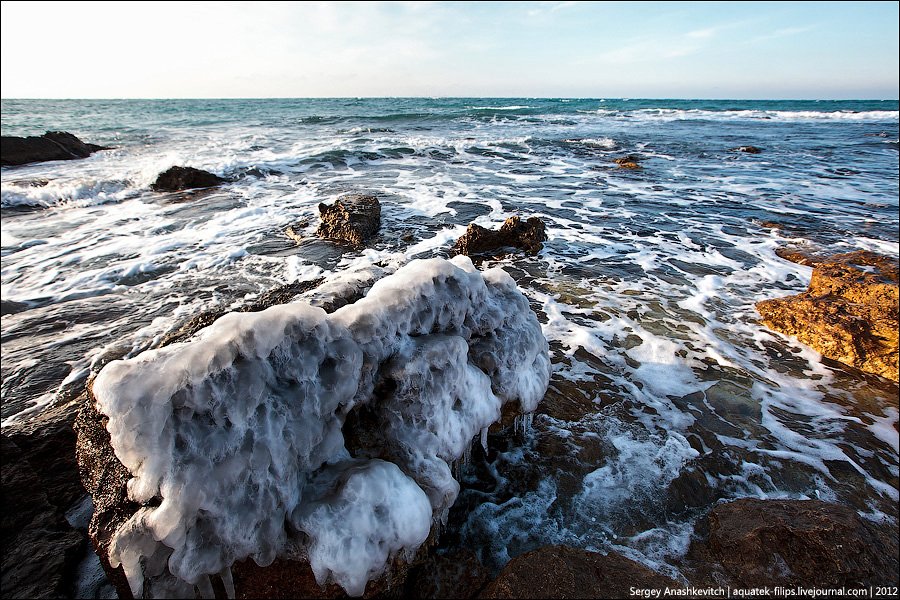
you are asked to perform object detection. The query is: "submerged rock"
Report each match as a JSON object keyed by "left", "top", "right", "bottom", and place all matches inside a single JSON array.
[
  {"left": 732, "top": 145, "right": 762, "bottom": 154},
  {"left": 453, "top": 216, "right": 547, "bottom": 257},
  {"left": 686, "top": 499, "right": 899, "bottom": 588},
  {"left": 756, "top": 249, "right": 899, "bottom": 381},
  {"left": 151, "top": 166, "right": 225, "bottom": 192},
  {"left": 479, "top": 545, "right": 680, "bottom": 599},
  {"left": 316, "top": 194, "right": 381, "bottom": 246},
  {"left": 1, "top": 131, "right": 111, "bottom": 166},
  {"left": 75, "top": 257, "right": 550, "bottom": 599}
]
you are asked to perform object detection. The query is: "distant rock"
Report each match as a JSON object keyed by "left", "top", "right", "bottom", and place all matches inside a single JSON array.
[
  {"left": 315, "top": 194, "right": 381, "bottom": 246},
  {"left": 479, "top": 545, "right": 680, "bottom": 599},
  {"left": 454, "top": 216, "right": 547, "bottom": 257},
  {"left": 686, "top": 499, "right": 899, "bottom": 589},
  {"left": 613, "top": 154, "right": 643, "bottom": 169},
  {"left": 151, "top": 166, "right": 225, "bottom": 192},
  {"left": 732, "top": 145, "right": 762, "bottom": 154},
  {"left": 1, "top": 131, "right": 110, "bottom": 166},
  {"left": 757, "top": 249, "right": 899, "bottom": 381}
]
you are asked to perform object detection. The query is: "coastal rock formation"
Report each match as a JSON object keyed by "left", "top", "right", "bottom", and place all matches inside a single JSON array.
[
  {"left": 478, "top": 546, "right": 680, "bottom": 599},
  {"left": 1, "top": 400, "right": 88, "bottom": 599},
  {"left": 686, "top": 499, "right": 899, "bottom": 588},
  {"left": 151, "top": 166, "right": 225, "bottom": 192},
  {"left": 613, "top": 155, "right": 643, "bottom": 169},
  {"left": 453, "top": 216, "right": 547, "bottom": 257},
  {"left": 75, "top": 257, "right": 550, "bottom": 599},
  {"left": 316, "top": 194, "right": 381, "bottom": 246},
  {"left": 1, "top": 131, "right": 110, "bottom": 166},
  {"left": 756, "top": 250, "right": 899, "bottom": 381},
  {"left": 732, "top": 145, "right": 762, "bottom": 153}
]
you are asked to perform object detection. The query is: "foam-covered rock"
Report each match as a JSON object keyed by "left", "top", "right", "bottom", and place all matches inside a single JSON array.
[{"left": 85, "top": 256, "right": 550, "bottom": 598}]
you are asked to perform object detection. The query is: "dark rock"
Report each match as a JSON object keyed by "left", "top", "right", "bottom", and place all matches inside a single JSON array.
[
  {"left": 478, "top": 545, "right": 680, "bottom": 599},
  {"left": 285, "top": 219, "right": 310, "bottom": 244},
  {"left": 757, "top": 250, "right": 899, "bottom": 381},
  {"left": 1, "top": 429, "right": 86, "bottom": 599},
  {"left": 1, "top": 131, "right": 110, "bottom": 166},
  {"left": 732, "top": 146, "right": 762, "bottom": 154},
  {"left": 405, "top": 550, "right": 491, "bottom": 599},
  {"left": 316, "top": 194, "right": 382, "bottom": 246},
  {"left": 686, "top": 499, "right": 899, "bottom": 588},
  {"left": 453, "top": 216, "right": 547, "bottom": 257},
  {"left": 1, "top": 299, "right": 29, "bottom": 316},
  {"left": 151, "top": 166, "right": 225, "bottom": 192}
]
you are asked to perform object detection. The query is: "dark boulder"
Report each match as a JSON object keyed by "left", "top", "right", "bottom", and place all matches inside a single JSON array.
[
  {"left": 151, "top": 166, "right": 225, "bottom": 192},
  {"left": 454, "top": 216, "right": 547, "bottom": 257},
  {"left": 686, "top": 498, "right": 899, "bottom": 589},
  {"left": 1, "top": 131, "right": 110, "bottom": 166},
  {"left": 732, "top": 146, "right": 762, "bottom": 154},
  {"left": 316, "top": 194, "right": 381, "bottom": 246},
  {"left": 757, "top": 250, "right": 899, "bottom": 381},
  {"left": 1, "top": 399, "right": 88, "bottom": 599},
  {"left": 613, "top": 155, "right": 643, "bottom": 169},
  {"left": 478, "top": 545, "right": 680, "bottom": 599}
]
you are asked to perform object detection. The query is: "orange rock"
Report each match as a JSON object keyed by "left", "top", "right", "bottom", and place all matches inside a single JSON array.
[{"left": 756, "top": 250, "right": 899, "bottom": 381}]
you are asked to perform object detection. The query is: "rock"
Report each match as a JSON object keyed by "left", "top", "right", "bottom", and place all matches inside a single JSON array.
[
  {"left": 756, "top": 250, "right": 899, "bottom": 381},
  {"left": 285, "top": 219, "right": 310, "bottom": 243},
  {"left": 315, "top": 194, "right": 381, "bottom": 246},
  {"left": 2, "top": 418, "right": 87, "bottom": 599},
  {"left": 613, "top": 155, "right": 643, "bottom": 169},
  {"left": 686, "top": 499, "right": 899, "bottom": 589},
  {"left": 1, "top": 131, "right": 110, "bottom": 166},
  {"left": 732, "top": 145, "right": 762, "bottom": 154},
  {"left": 773, "top": 247, "right": 823, "bottom": 266},
  {"left": 478, "top": 546, "right": 680, "bottom": 599},
  {"left": 405, "top": 550, "right": 491, "bottom": 599},
  {"left": 150, "top": 166, "right": 225, "bottom": 192},
  {"left": 453, "top": 216, "right": 547, "bottom": 257}
]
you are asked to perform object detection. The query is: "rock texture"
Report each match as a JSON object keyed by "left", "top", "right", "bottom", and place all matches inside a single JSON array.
[
  {"left": 316, "top": 194, "right": 381, "bottom": 246},
  {"left": 453, "top": 216, "right": 547, "bottom": 257},
  {"left": 479, "top": 546, "right": 680, "bottom": 599},
  {"left": 756, "top": 250, "right": 899, "bottom": 381},
  {"left": 686, "top": 499, "right": 899, "bottom": 589},
  {"left": 150, "top": 166, "right": 225, "bottom": 192},
  {"left": 1, "top": 400, "right": 88, "bottom": 599},
  {"left": 613, "top": 155, "right": 643, "bottom": 169},
  {"left": 1, "top": 131, "right": 110, "bottom": 166},
  {"left": 732, "top": 145, "right": 762, "bottom": 154}
]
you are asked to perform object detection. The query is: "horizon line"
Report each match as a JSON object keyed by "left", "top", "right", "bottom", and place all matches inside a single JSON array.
[{"left": 2, "top": 96, "right": 899, "bottom": 102}]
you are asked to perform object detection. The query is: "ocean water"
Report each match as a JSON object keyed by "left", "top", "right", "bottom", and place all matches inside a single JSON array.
[{"left": 2, "top": 98, "right": 898, "bottom": 581}]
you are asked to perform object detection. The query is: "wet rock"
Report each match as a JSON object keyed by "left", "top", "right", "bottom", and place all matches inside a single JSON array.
[
  {"left": 686, "top": 499, "right": 899, "bottom": 588},
  {"left": 613, "top": 155, "right": 643, "bottom": 169},
  {"left": 1, "top": 299, "right": 29, "bottom": 316},
  {"left": 773, "top": 246, "right": 823, "bottom": 266},
  {"left": 1, "top": 131, "right": 111, "bottom": 166},
  {"left": 732, "top": 145, "right": 762, "bottom": 153},
  {"left": 478, "top": 545, "right": 680, "bottom": 599},
  {"left": 453, "top": 216, "right": 547, "bottom": 257},
  {"left": 405, "top": 550, "right": 491, "bottom": 599},
  {"left": 756, "top": 250, "right": 899, "bottom": 381},
  {"left": 316, "top": 194, "right": 381, "bottom": 246},
  {"left": 2, "top": 406, "right": 87, "bottom": 599},
  {"left": 150, "top": 166, "right": 225, "bottom": 192},
  {"left": 285, "top": 219, "right": 310, "bottom": 243}
]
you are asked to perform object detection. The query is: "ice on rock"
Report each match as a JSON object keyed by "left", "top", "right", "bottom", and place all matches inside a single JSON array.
[{"left": 91, "top": 256, "right": 550, "bottom": 598}]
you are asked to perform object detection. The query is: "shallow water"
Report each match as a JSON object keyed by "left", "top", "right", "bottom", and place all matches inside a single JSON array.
[{"left": 2, "top": 98, "right": 898, "bottom": 581}]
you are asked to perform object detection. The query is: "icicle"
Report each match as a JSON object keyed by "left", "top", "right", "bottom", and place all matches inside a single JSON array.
[
  {"left": 196, "top": 575, "right": 215, "bottom": 599},
  {"left": 220, "top": 567, "right": 235, "bottom": 600}
]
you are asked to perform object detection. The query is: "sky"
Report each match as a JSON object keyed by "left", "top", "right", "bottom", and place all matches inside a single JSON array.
[{"left": 1, "top": 1, "right": 898, "bottom": 99}]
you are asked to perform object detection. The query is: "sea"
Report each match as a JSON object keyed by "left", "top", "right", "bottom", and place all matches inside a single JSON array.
[{"left": 2, "top": 98, "right": 898, "bottom": 582}]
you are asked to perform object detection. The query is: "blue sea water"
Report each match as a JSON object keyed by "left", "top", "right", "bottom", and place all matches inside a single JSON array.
[{"left": 1, "top": 98, "right": 898, "bottom": 582}]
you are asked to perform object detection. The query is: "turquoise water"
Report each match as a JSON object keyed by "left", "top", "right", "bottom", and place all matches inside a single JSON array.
[{"left": 2, "top": 98, "right": 898, "bottom": 580}]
